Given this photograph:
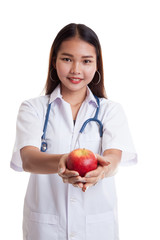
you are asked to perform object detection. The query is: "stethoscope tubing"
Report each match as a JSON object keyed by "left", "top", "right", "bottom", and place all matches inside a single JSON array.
[
  {"left": 79, "top": 118, "right": 103, "bottom": 137},
  {"left": 41, "top": 95, "right": 103, "bottom": 152}
]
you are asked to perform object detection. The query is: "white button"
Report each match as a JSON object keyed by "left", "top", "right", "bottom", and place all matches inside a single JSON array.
[
  {"left": 69, "top": 232, "right": 76, "bottom": 239},
  {"left": 70, "top": 197, "right": 76, "bottom": 202}
]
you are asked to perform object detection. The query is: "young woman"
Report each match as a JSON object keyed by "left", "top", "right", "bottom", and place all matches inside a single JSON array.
[{"left": 11, "top": 23, "right": 137, "bottom": 240}]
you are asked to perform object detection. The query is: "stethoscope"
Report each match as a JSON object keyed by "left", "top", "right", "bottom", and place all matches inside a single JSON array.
[{"left": 41, "top": 95, "right": 103, "bottom": 152}]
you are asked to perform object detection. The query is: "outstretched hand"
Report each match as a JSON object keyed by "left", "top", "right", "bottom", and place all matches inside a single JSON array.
[
  {"left": 58, "top": 153, "right": 110, "bottom": 192},
  {"left": 81, "top": 154, "right": 110, "bottom": 192},
  {"left": 58, "top": 154, "right": 85, "bottom": 188}
]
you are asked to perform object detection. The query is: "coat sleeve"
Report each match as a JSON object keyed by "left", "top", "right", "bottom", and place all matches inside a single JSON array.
[
  {"left": 10, "top": 100, "right": 43, "bottom": 171},
  {"left": 102, "top": 102, "right": 137, "bottom": 166}
]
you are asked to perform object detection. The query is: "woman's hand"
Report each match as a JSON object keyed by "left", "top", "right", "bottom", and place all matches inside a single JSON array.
[
  {"left": 58, "top": 153, "right": 110, "bottom": 191},
  {"left": 81, "top": 154, "right": 111, "bottom": 192},
  {"left": 58, "top": 154, "right": 86, "bottom": 188},
  {"left": 82, "top": 149, "right": 122, "bottom": 192},
  {"left": 58, "top": 149, "right": 121, "bottom": 192}
]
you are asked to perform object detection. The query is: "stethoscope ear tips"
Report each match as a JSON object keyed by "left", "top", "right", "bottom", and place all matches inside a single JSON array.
[{"left": 41, "top": 141, "right": 48, "bottom": 152}]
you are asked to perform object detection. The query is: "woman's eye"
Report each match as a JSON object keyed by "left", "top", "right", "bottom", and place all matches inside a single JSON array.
[
  {"left": 84, "top": 60, "right": 91, "bottom": 64},
  {"left": 62, "top": 58, "right": 71, "bottom": 62}
]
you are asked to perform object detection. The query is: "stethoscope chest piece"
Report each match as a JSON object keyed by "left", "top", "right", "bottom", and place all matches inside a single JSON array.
[{"left": 41, "top": 141, "right": 48, "bottom": 152}]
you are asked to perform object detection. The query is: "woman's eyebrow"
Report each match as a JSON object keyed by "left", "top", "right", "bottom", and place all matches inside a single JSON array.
[
  {"left": 60, "top": 53, "right": 94, "bottom": 58},
  {"left": 81, "top": 55, "right": 94, "bottom": 58},
  {"left": 61, "top": 53, "right": 73, "bottom": 57}
]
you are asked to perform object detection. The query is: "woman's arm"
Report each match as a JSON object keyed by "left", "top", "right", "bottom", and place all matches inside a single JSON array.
[{"left": 20, "top": 146, "right": 64, "bottom": 174}]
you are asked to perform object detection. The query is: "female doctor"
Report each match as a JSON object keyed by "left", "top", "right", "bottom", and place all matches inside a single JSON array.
[{"left": 11, "top": 23, "right": 137, "bottom": 240}]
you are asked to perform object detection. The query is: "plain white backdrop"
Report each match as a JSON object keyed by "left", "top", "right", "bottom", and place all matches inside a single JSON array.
[{"left": 0, "top": 0, "right": 160, "bottom": 239}]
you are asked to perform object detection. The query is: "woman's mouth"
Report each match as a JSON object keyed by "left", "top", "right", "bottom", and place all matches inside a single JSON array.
[{"left": 67, "top": 77, "right": 83, "bottom": 84}]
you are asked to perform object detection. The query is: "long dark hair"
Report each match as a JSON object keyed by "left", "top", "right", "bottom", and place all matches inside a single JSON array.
[{"left": 44, "top": 23, "right": 107, "bottom": 98}]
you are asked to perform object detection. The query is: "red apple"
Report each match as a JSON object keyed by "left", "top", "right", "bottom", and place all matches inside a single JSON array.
[{"left": 67, "top": 148, "right": 98, "bottom": 177}]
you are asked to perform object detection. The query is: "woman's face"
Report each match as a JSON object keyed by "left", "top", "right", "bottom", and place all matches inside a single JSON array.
[{"left": 55, "top": 37, "right": 97, "bottom": 95}]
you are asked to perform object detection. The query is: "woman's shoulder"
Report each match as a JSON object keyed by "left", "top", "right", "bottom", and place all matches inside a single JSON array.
[
  {"left": 22, "top": 94, "right": 49, "bottom": 106},
  {"left": 99, "top": 97, "right": 126, "bottom": 122},
  {"left": 99, "top": 97, "right": 122, "bottom": 110},
  {"left": 19, "top": 94, "right": 50, "bottom": 116}
]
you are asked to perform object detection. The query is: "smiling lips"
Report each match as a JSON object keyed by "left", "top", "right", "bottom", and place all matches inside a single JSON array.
[{"left": 67, "top": 77, "right": 83, "bottom": 84}]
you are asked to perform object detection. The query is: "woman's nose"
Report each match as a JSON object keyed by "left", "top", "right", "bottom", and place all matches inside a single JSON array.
[{"left": 70, "top": 62, "right": 81, "bottom": 74}]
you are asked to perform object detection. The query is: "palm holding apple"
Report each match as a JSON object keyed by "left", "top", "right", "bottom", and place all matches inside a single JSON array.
[{"left": 58, "top": 148, "right": 110, "bottom": 192}]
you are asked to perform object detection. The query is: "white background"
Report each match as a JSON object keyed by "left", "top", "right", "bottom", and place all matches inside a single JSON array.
[{"left": 0, "top": 0, "right": 160, "bottom": 239}]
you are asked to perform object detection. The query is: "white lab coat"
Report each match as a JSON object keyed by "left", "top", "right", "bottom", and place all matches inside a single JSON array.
[{"left": 11, "top": 84, "right": 137, "bottom": 240}]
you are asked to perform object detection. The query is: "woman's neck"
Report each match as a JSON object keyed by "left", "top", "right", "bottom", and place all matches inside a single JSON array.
[{"left": 60, "top": 84, "right": 87, "bottom": 106}]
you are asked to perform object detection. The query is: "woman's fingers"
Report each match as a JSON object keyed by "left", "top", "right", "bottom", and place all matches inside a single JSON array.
[
  {"left": 58, "top": 154, "right": 79, "bottom": 178},
  {"left": 63, "top": 176, "right": 85, "bottom": 189},
  {"left": 58, "top": 153, "right": 84, "bottom": 189},
  {"left": 85, "top": 165, "right": 105, "bottom": 178},
  {"left": 59, "top": 169, "right": 79, "bottom": 178},
  {"left": 72, "top": 182, "right": 84, "bottom": 188},
  {"left": 96, "top": 154, "right": 111, "bottom": 167},
  {"left": 63, "top": 175, "right": 86, "bottom": 184},
  {"left": 82, "top": 165, "right": 108, "bottom": 192}
]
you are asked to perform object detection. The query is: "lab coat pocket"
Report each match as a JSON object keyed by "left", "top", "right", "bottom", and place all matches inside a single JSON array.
[
  {"left": 28, "top": 211, "right": 59, "bottom": 240},
  {"left": 86, "top": 211, "right": 115, "bottom": 240}
]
